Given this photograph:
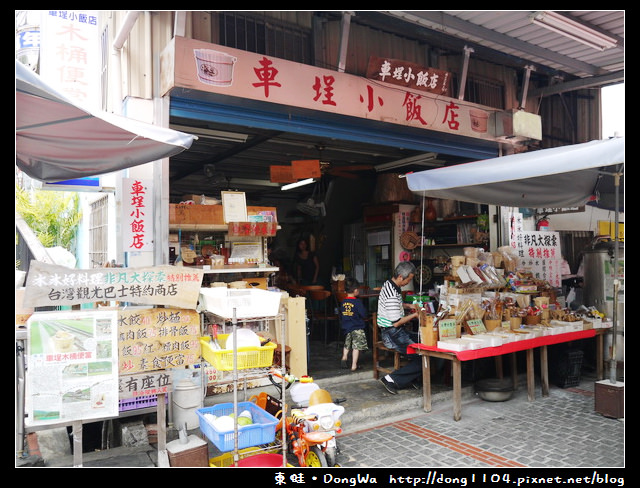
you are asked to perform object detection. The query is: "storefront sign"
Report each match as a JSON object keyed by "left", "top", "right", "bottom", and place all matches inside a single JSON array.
[
  {"left": 509, "top": 213, "right": 562, "bottom": 287},
  {"left": 118, "top": 307, "right": 201, "bottom": 373},
  {"left": 23, "top": 261, "right": 204, "bottom": 310},
  {"left": 25, "top": 310, "right": 119, "bottom": 427},
  {"left": 163, "top": 36, "right": 502, "bottom": 141},
  {"left": 366, "top": 56, "right": 452, "bottom": 97},
  {"left": 122, "top": 178, "right": 153, "bottom": 252},
  {"left": 39, "top": 10, "right": 100, "bottom": 110}
]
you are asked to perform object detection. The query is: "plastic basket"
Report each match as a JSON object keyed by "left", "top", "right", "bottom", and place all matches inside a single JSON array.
[
  {"left": 118, "top": 394, "right": 168, "bottom": 412},
  {"left": 200, "top": 336, "right": 276, "bottom": 371},
  {"left": 199, "top": 287, "right": 282, "bottom": 319},
  {"left": 197, "top": 402, "right": 278, "bottom": 452}
]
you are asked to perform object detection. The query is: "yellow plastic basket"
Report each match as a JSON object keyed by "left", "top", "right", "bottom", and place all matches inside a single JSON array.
[
  {"left": 200, "top": 335, "right": 277, "bottom": 371},
  {"left": 209, "top": 447, "right": 261, "bottom": 467}
]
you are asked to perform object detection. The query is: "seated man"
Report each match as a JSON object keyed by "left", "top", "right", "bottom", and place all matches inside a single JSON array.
[{"left": 376, "top": 262, "right": 422, "bottom": 394}]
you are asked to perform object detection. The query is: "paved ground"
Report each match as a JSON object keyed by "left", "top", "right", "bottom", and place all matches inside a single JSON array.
[
  {"left": 334, "top": 373, "right": 624, "bottom": 468},
  {"left": 17, "top": 339, "right": 625, "bottom": 473}
]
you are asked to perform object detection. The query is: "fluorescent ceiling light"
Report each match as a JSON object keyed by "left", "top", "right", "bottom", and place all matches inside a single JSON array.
[
  {"left": 374, "top": 152, "right": 441, "bottom": 172},
  {"left": 281, "top": 178, "right": 316, "bottom": 191},
  {"left": 530, "top": 11, "right": 617, "bottom": 51},
  {"left": 170, "top": 124, "right": 249, "bottom": 143}
]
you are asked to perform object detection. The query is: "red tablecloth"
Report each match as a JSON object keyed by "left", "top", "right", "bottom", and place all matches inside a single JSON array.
[{"left": 407, "top": 329, "right": 596, "bottom": 361}]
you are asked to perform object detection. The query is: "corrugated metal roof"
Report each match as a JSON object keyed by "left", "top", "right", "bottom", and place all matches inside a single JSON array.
[{"left": 382, "top": 11, "right": 624, "bottom": 86}]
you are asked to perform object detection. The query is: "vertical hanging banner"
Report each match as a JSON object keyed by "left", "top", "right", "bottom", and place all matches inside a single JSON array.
[
  {"left": 25, "top": 310, "right": 119, "bottom": 427},
  {"left": 122, "top": 178, "right": 154, "bottom": 252},
  {"left": 509, "top": 212, "right": 561, "bottom": 287},
  {"left": 39, "top": 10, "right": 100, "bottom": 109}
]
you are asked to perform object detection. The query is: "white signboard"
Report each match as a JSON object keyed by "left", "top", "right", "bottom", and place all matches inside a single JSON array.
[
  {"left": 509, "top": 212, "right": 562, "bottom": 287},
  {"left": 23, "top": 261, "right": 204, "bottom": 310},
  {"left": 122, "top": 178, "right": 154, "bottom": 252}
]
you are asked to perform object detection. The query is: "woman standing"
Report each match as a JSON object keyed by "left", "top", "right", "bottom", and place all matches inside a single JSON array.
[{"left": 294, "top": 238, "right": 320, "bottom": 285}]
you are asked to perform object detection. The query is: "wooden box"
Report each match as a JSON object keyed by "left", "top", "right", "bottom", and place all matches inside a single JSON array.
[{"left": 169, "top": 204, "right": 277, "bottom": 226}]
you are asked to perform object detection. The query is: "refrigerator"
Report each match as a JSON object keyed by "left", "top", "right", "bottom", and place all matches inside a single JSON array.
[{"left": 343, "top": 204, "right": 416, "bottom": 291}]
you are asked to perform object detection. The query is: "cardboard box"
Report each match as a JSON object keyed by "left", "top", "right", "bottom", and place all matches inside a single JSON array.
[
  {"left": 242, "top": 277, "right": 268, "bottom": 290},
  {"left": 170, "top": 204, "right": 277, "bottom": 225}
]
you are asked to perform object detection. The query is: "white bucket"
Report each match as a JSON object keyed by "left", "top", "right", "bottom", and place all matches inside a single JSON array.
[
  {"left": 469, "top": 109, "right": 489, "bottom": 133},
  {"left": 173, "top": 379, "right": 203, "bottom": 430},
  {"left": 193, "top": 49, "right": 237, "bottom": 86}
]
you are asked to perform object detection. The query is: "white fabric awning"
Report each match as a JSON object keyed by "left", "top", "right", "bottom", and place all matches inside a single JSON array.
[
  {"left": 406, "top": 137, "right": 624, "bottom": 210},
  {"left": 16, "top": 60, "right": 195, "bottom": 182}
]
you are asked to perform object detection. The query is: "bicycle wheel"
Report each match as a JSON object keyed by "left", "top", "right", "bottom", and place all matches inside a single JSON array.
[{"left": 304, "top": 446, "right": 328, "bottom": 467}]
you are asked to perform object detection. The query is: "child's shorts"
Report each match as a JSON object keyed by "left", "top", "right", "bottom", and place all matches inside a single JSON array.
[{"left": 344, "top": 328, "right": 368, "bottom": 351}]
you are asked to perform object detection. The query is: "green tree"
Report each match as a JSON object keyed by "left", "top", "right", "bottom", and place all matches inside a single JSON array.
[{"left": 15, "top": 185, "right": 82, "bottom": 250}]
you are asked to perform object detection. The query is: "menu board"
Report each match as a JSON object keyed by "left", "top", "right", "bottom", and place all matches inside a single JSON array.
[{"left": 118, "top": 307, "right": 201, "bottom": 373}]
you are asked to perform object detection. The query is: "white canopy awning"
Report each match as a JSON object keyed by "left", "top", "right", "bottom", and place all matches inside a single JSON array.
[
  {"left": 406, "top": 137, "right": 624, "bottom": 210},
  {"left": 16, "top": 60, "right": 195, "bottom": 182}
]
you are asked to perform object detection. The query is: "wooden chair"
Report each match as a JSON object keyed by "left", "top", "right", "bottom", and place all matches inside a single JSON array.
[
  {"left": 371, "top": 312, "right": 403, "bottom": 379},
  {"left": 333, "top": 291, "right": 348, "bottom": 351},
  {"left": 307, "top": 289, "right": 339, "bottom": 344}
]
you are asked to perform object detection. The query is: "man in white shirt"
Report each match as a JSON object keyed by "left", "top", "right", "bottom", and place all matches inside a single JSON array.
[{"left": 377, "top": 262, "right": 422, "bottom": 394}]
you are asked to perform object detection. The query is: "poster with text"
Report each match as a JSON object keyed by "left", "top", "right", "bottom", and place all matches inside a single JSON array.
[
  {"left": 25, "top": 310, "right": 119, "bottom": 427},
  {"left": 118, "top": 307, "right": 201, "bottom": 373}
]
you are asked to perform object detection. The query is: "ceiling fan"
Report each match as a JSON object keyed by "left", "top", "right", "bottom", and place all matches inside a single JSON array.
[{"left": 296, "top": 176, "right": 335, "bottom": 217}]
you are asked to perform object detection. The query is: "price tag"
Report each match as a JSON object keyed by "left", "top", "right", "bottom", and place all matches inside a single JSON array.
[
  {"left": 438, "top": 319, "right": 457, "bottom": 339},
  {"left": 466, "top": 318, "right": 487, "bottom": 335}
]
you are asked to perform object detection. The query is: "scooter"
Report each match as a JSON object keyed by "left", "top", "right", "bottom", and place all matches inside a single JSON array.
[{"left": 250, "top": 369, "right": 345, "bottom": 467}]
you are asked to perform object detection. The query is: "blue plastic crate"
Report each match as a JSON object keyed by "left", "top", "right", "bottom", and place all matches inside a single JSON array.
[{"left": 196, "top": 402, "right": 278, "bottom": 452}]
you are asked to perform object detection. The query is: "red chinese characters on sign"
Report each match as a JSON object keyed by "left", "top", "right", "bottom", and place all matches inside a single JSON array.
[
  {"left": 128, "top": 180, "right": 147, "bottom": 250},
  {"left": 122, "top": 178, "right": 153, "bottom": 252},
  {"left": 42, "top": 11, "right": 99, "bottom": 106},
  {"left": 313, "top": 75, "right": 337, "bottom": 106},
  {"left": 252, "top": 56, "right": 282, "bottom": 97}
]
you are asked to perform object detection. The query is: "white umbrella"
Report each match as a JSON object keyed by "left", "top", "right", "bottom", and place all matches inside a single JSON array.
[{"left": 16, "top": 60, "right": 195, "bottom": 182}]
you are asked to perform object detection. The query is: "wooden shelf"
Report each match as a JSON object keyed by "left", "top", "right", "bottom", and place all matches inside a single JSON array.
[{"left": 422, "top": 242, "right": 477, "bottom": 248}]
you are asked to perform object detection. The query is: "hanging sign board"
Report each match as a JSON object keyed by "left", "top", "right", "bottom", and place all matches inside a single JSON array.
[
  {"left": 25, "top": 310, "right": 119, "bottom": 427},
  {"left": 118, "top": 307, "right": 201, "bottom": 373},
  {"left": 366, "top": 56, "right": 452, "bottom": 97},
  {"left": 23, "top": 261, "right": 204, "bottom": 310},
  {"left": 509, "top": 212, "right": 562, "bottom": 287}
]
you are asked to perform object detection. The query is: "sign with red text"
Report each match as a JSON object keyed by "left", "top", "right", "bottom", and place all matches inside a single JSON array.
[
  {"left": 118, "top": 308, "right": 201, "bottom": 373},
  {"left": 122, "top": 178, "right": 153, "bottom": 252},
  {"left": 162, "top": 37, "right": 500, "bottom": 141},
  {"left": 509, "top": 213, "right": 562, "bottom": 287},
  {"left": 26, "top": 310, "right": 119, "bottom": 427},
  {"left": 23, "top": 261, "right": 204, "bottom": 310}
]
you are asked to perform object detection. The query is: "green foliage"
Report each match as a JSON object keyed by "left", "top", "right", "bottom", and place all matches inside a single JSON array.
[{"left": 15, "top": 185, "right": 82, "bottom": 250}]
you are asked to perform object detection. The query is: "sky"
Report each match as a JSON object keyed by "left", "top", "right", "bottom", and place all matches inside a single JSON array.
[{"left": 602, "top": 83, "right": 625, "bottom": 138}]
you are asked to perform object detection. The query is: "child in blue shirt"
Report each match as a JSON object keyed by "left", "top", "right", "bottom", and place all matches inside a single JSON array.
[{"left": 339, "top": 277, "right": 369, "bottom": 371}]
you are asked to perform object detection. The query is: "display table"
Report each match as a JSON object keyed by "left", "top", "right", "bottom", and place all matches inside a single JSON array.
[{"left": 407, "top": 329, "right": 598, "bottom": 421}]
